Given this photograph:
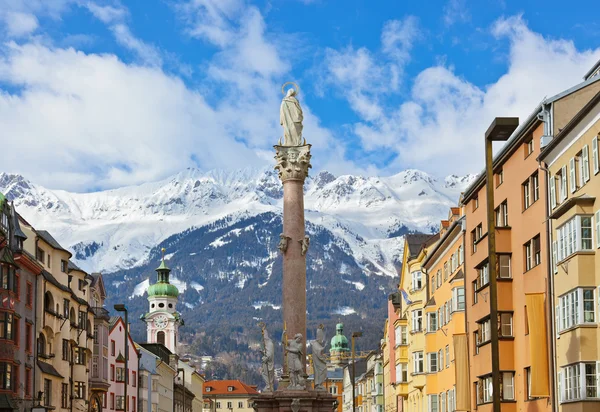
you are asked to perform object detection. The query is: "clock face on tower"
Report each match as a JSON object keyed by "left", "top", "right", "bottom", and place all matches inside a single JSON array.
[{"left": 153, "top": 315, "right": 168, "bottom": 329}]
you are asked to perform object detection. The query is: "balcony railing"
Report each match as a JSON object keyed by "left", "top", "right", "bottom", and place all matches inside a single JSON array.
[{"left": 92, "top": 306, "right": 110, "bottom": 320}]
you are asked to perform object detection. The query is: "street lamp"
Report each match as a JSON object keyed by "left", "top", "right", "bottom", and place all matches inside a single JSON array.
[
  {"left": 351, "top": 332, "right": 362, "bottom": 412},
  {"left": 484, "top": 117, "right": 518, "bottom": 412},
  {"left": 178, "top": 368, "right": 186, "bottom": 412},
  {"left": 114, "top": 304, "right": 129, "bottom": 412}
]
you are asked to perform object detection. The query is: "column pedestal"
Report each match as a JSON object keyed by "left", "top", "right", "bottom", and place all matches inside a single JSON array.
[{"left": 253, "top": 390, "right": 337, "bottom": 412}]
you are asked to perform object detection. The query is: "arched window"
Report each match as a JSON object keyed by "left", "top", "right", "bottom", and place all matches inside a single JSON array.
[
  {"left": 157, "top": 331, "right": 165, "bottom": 346},
  {"left": 37, "top": 333, "right": 46, "bottom": 356},
  {"left": 44, "top": 292, "right": 54, "bottom": 313},
  {"left": 70, "top": 308, "right": 76, "bottom": 325}
]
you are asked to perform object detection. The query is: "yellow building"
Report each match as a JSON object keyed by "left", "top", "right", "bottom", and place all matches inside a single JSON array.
[
  {"left": 421, "top": 208, "right": 466, "bottom": 412},
  {"left": 399, "top": 233, "right": 439, "bottom": 412},
  {"left": 540, "top": 90, "right": 600, "bottom": 412}
]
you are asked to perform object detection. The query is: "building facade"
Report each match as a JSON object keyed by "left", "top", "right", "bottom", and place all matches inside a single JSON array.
[
  {"left": 90, "top": 273, "right": 111, "bottom": 412},
  {"left": 108, "top": 317, "right": 140, "bottom": 412},
  {"left": 137, "top": 344, "right": 176, "bottom": 412},
  {"left": 421, "top": 209, "right": 466, "bottom": 412},
  {"left": 399, "top": 233, "right": 439, "bottom": 412},
  {"left": 540, "top": 91, "right": 600, "bottom": 412},
  {"left": 381, "top": 292, "right": 407, "bottom": 412},
  {"left": 202, "top": 381, "right": 257, "bottom": 412}
]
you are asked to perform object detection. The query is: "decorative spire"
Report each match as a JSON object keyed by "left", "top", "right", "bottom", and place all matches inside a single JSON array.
[{"left": 156, "top": 247, "right": 171, "bottom": 282}]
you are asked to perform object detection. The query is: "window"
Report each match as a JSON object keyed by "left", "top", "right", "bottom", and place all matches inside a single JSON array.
[
  {"left": 495, "top": 201, "right": 508, "bottom": 227},
  {"left": 558, "top": 288, "right": 596, "bottom": 331},
  {"left": 411, "top": 271, "right": 423, "bottom": 291},
  {"left": 428, "top": 394, "right": 439, "bottom": 412},
  {"left": 116, "top": 396, "right": 125, "bottom": 411},
  {"left": 443, "top": 263, "right": 448, "bottom": 280},
  {"left": 111, "top": 365, "right": 115, "bottom": 381},
  {"left": 394, "top": 325, "right": 407, "bottom": 345},
  {"left": 472, "top": 281, "right": 478, "bottom": 304},
  {"left": 26, "top": 282, "right": 33, "bottom": 307},
  {"left": 227, "top": 402, "right": 233, "bottom": 409},
  {"left": 458, "top": 245, "right": 463, "bottom": 265},
  {"left": 523, "top": 179, "right": 531, "bottom": 209},
  {"left": 502, "top": 373, "right": 515, "bottom": 400},
  {"left": 581, "top": 145, "right": 590, "bottom": 184},
  {"left": 524, "top": 235, "right": 541, "bottom": 271},
  {"left": 475, "top": 263, "right": 489, "bottom": 289},
  {"left": 427, "top": 312, "right": 438, "bottom": 332},
  {"left": 561, "top": 364, "right": 583, "bottom": 402},
  {"left": 560, "top": 165, "right": 568, "bottom": 201},
  {"left": 132, "top": 371, "right": 137, "bottom": 387},
  {"left": 79, "top": 279, "right": 85, "bottom": 291},
  {"left": 74, "top": 381, "right": 86, "bottom": 399},
  {"left": 36, "top": 248, "right": 45, "bottom": 264},
  {"left": 525, "top": 137, "right": 534, "bottom": 156},
  {"left": 413, "top": 351, "right": 424, "bottom": 374},
  {"left": 557, "top": 215, "right": 594, "bottom": 262},
  {"left": 473, "top": 196, "right": 479, "bottom": 211},
  {"left": 592, "top": 136, "right": 599, "bottom": 175},
  {"left": 445, "top": 345, "right": 450, "bottom": 368},
  {"left": 25, "top": 367, "right": 31, "bottom": 397},
  {"left": 440, "top": 393, "right": 446, "bottom": 412},
  {"left": 329, "top": 386, "right": 338, "bottom": 395},
  {"left": 396, "top": 363, "right": 408, "bottom": 383},
  {"left": 75, "top": 347, "right": 86, "bottom": 365},
  {"left": 478, "top": 319, "right": 491, "bottom": 344},
  {"left": 61, "top": 260, "right": 67, "bottom": 273},
  {"left": 452, "top": 287, "right": 465, "bottom": 311},
  {"left": 477, "top": 376, "right": 493, "bottom": 404},
  {"left": 570, "top": 157, "right": 577, "bottom": 193},
  {"left": 111, "top": 340, "right": 115, "bottom": 356},
  {"left": 427, "top": 352, "right": 438, "bottom": 373},
  {"left": 61, "top": 382, "right": 69, "bottom": 408},
  {"left": 596, "top": 210, "right": 600, "bottom": 249},
  {"left": 78, "top": 311, "right": 86, "bottom": 328},
  {"left": 0, "top": 363, "right": 11, "bottom": 390},
  {"left": 498, "top": 254, "right": 511, "bottom": 278},
  {"left": 116, "top": 367, "right": 125, "bottom": 382},
  {"left": 411, "top": 310, "right": 423, "bottom": 332},
  {"left": 499, "top": 313, "right": 513, "bottom": 337},
  {"left": 550, "top": 173, "right": 557, "bottom": 209},
  {"left": 132, "top": 397, "right": 136, "bottom": 412},
  {"left": 473, "top": 331, "right": 479, "bottom": 354},
  {"left": 238, "top": 402, "right": 243, "bottom": 409},
  {"left": 111, "top": 393, "right": 115, "bottom": 410},
  {"left": 437, "top": 272, "right": 441, "bottom": 288},
  {"left": 0, "top": 312, "right": 13, "bottom": 340},
  {"left": 431, "top": 276, "right": 436, "bottom": 293},
  {"left": 496, "top": 169, "right": 504, "bottom": 186},
  {"left": 438, "top": 349, "right": 443, "bottom": 371},
  {"left": 216, "top": 403, "right": 221, "bottom": 409},
  {"left": 532, "top": 172, "right": 539, "bottom": 202},
  {"left": 44, "top": 379, "right": 52, "bottom": 406},
  {"left": 62, "top": 339, "right": 70, "bottom": 361}
]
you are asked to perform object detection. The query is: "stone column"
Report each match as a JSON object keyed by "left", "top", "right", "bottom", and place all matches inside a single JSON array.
[{"left": 274, "top": 144, "right": 312, "bottom": 374}]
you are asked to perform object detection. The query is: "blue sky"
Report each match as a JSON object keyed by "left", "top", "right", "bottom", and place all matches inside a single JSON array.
[{"left": 1, "top": 0, "right": 600, "bottom": 191}]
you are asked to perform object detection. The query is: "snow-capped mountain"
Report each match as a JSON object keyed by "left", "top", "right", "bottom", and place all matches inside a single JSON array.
[{"left": 0, "top": 168, "right": 475, "bottom": 274}]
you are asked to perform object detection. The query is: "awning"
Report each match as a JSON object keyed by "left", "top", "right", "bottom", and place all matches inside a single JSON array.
[
  {"left": 453, "top": 334, "right": 471, "bottom": 411},
  {"left": 526, "top": 294, "right": 550, "bottom": 397}
]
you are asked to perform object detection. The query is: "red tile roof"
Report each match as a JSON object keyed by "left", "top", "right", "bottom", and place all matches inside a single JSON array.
[{"left": 203, "top": 380, "right": 259, "bottom": 396}]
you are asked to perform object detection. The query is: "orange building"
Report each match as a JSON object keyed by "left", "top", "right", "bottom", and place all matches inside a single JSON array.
[
  {"left": 460, "top": 73, "right": 600, "bottom": 412},
  {"left": 422, "top": 207, "right": 466, "bottom": 412}
]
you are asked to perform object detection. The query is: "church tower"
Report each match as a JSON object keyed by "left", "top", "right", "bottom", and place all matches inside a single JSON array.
[{"left": 143, "top": 248, "right": 183, "bottom": 353}]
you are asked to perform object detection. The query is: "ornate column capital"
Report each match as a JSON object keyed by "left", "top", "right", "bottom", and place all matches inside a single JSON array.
[{"left": 274, "top": 144, "right": 312, "bottom": 183}]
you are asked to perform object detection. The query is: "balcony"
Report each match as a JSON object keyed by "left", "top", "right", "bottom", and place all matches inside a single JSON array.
[{"left": 92, "top": 306, "right": 110, "bottom": 321}]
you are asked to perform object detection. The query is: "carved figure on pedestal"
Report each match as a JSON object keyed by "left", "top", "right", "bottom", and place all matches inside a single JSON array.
[
  {"left": 259, "top": 322, "right": 275, "bottom": 392},
  {"left": 285, "top": 333, "right": 306, "bottom": 390},
  {"left": 278, "top": 234, "right": 291, "bottom": 254},
  {"left": 299, "top": 236, "right": 310, "bottom": 256},
  {"left": 310, "top": 324, "right": 327, "bottom": 390},
  {"left": 279, "top": 83, "right": 304, "bottom": 146}
]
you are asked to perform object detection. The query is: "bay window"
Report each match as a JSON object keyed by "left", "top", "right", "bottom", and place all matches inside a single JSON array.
[
  {"left": 0, "top": 363, "right": 12, "bottom": 390},
  {"left": 427, "top": 312, "right": 438, "bottom": 333},
  {"left": 498, "top": 254, "right": 511, "bottom": 278},
  {"left": 395, "top": 325, "right": 407, "bottom": 345},
  {"left": 502, "top": 372, "right": 515, "bottom": 400},
  {"left": 499, "top": 313, "right": 513, "bottom": 337},
  {"left": 413, "top": 351, "right": 424, "bottom": 374},
  {"left": 452, "top": 287, "right": 465, "bottom": 311},
  {"left": 427, "top": 352, "right": 438, "bottom": 373},
  {"left": 411, "top": 310, "right": 423, "bottom": 332},
  {"left": 557, "top": 215, "right": 594, "bottom": 262},
  {"left": 0, "top": 312, "right": 13, "bottom": 340},
  {"left": 412, "top": 271, "right": 423, "bottom": 291},
  {"left": 495, "top": 200, "right": 508, "bottom": 227},
  {"left": 558, "top": 288, "right": 596, "bottom": 331},
  {"left": 428, "top": 394, "right": 439, "bottom": 412},
  {"left": 395, "top": 363, "right": 408, "bottom": 383}
]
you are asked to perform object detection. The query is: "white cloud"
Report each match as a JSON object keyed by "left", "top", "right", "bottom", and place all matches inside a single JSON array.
[
  {"left": 4, "top": 12, "right": 39, "bottom": 37},
  {"left": 342, "top": 15, "right": 600, "bottom": 176},
  {"left": 0, "top": 0, "right": 74, "bottom": 38},
  {"left": 111, "top": 23, "right": 162, "bottom": 66},
  {"left": 443, "top": 0, "right": 470, "bottom": 26},
  {"left": 176, "top": 0, "right": 245, "bottom": 47},
  {"left": 381, "top": 16, "right": 420, "bottom": 63},
  {"left": 85, "top": 2, "right": 127, "bottom": 24}
]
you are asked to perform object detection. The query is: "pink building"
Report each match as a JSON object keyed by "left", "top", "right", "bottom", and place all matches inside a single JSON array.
[{"left": 108, "top": 316, "right": 140, "bottom": 412}]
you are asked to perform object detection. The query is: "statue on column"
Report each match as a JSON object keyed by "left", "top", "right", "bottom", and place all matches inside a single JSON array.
[
  {"left": 278, "top": 234, "right": 291, "bottom": 254},
  {"left": 284, "top": 333, "right": 306, "bottom": 390},
  {"left": 279, "top": 83, "right": 305, "bottom": 146},
  {"left": 310, "top": 324, "right": 327, "bottom": 390},
  {"left": 259, "top": 323, "right": 275, "bottom": 392},
  {"left": 299, "top": 236, "right": 310, "bottom": 256}
]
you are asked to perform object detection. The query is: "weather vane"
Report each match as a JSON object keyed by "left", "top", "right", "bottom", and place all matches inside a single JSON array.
[{"left": 161, "top": 247, "right": 166, "bottom": 260}]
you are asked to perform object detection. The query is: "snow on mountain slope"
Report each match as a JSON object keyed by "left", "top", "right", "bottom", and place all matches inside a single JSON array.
[{"left": 0, "top": 168, "right": 476, "bottom": 274}]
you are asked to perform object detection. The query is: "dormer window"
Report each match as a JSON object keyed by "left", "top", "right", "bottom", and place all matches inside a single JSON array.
[
  {"left": 228, "top": 386, "right": 234, "bottom": 392},
  {"left": 206, "top": 387, "right": 212, "bottom": 392}
]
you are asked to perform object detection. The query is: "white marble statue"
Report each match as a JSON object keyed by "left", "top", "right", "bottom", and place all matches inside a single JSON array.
[
  {"left": 259, "top": 323, "right": 275, "bottom": 392},
  {"left": 310, "top": 324, "right": 327, "bottom": 390},
  {"left": 285, "top": 333, "right": 306, "bottom": 390},
  {"left": 280, "top": 86, "right": 304, "bottom": 146}
]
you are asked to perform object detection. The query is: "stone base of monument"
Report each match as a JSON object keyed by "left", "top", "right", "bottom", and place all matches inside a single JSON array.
[{"left": 253, "top": 390, "right": 337, "bottom": 412}]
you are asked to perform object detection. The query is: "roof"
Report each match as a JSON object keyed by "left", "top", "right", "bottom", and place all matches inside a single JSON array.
[
  {"left": 539, "top": 91, "right": 600, "bottom": 160},
  {"left": 68, "top": 260, "right": 85, "bottom": 273},
  {"left": 11, "top": 204, "right": 26, "bottom": 240},
  {"left": 203, "top": 380, "right": 259, "bottom": 396},
  {"left": 348, "top": 359, "right": 367, "bottom": 381},
  {"left": 37, "top": 230, "right": 71, "bottom": 256},
  {"left": 422, "top": 216, "right": 464, "bottom": 268},
  {"left": 37, "top": 360, "right": 64, "bottom": 378},
  {"left": 405, "top": 233, "right": 436, "bottom": 258},
  {"left": 584, "top": 58, "right": 600, "bottom": 81},
  {"left": 450, "top": 269, "right": 465, "bottom": 282}
]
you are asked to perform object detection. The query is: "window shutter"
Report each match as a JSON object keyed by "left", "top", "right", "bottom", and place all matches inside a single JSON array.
[
  {"left": 596, "top": 361, "right": 600, "bottom": 398},
  {"left": 596, "top": 211, "right": 600, "bottom": 248},
  {"left": 552, "top": 241, "right": 558, "bottom": 274},
  {"left": 556, "top": 305, "right": 560, "bottom": 338},
  {"left": 583, "top": 145, "right": 590, "bottom": 182},
  {"left": 550, "top": 174, "right": 556, "bottom": 208},
  {"left": 557, "top": 371, "right": 562, "bottom": 403},
  {"left": 593, "top": 136, "right": 599, "bottom": 174},
  {"left": 561, "top": 166, "right": 568, "bottom": 200},
  {"left": 569, "top": 158, "right": 576, "bottom": 193}
]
